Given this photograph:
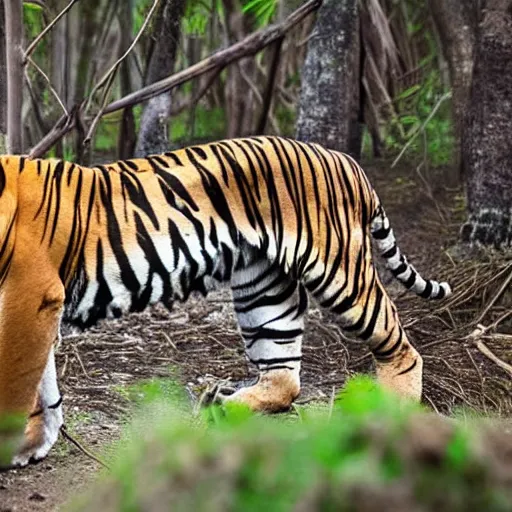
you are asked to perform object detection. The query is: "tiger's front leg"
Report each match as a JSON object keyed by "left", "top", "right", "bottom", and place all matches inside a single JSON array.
[
  {"left": 0, "top": 252, "right": 65, "bottom": 468},
  {"left": 11, "top": 346, "right": 63, "bottom": 467},
  {"left": 223, "top": 260, "right": 307, "bottom": 412}
]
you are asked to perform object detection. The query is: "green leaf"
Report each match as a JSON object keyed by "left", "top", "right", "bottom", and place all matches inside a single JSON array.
[
  {"left": 23, "top": 1, "right": 44, "bottom": 11},
  {"left": 397, "top": 84, "right": 421, "bottom": 101}
]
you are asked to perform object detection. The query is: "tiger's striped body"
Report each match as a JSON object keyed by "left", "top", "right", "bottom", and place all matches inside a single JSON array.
[{"left": 0, "top": 136, "right": 450, "bottom": 467}]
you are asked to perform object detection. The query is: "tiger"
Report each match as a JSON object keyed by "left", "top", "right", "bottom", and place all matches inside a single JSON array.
[{"left": 0, "top": 136, "right": 451, "bottom": 467}]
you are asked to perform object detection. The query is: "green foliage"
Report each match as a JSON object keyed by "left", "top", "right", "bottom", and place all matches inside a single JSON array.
[
  {"left": 243, "top": 0, "right": 277, "bottom": 26},
  {"left": 70, "top": 376, "right": 512, "bottom": 511},
  {"left": 23, "top": 2, "right": 45, "bottom": 40},
  {"left": 170, "top": 105, "right": 226, "bottom": 143},
  {"left": 0, "top": 413, "right": 25, "bottom": 466},
  {"left": 385, "top": 70, "right": 454, "bottom": 166},
  {"left": 184, "top": 0, "right": 215, "bottom": 36},
  {"left": 274, "top": 103, "right": 296, "bottom": 138},
  {"left": 133, "top": 0, "right": 154, "bottom": 35}
]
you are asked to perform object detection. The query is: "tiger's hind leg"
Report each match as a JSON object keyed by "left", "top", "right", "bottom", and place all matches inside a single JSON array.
[
  {"left": 221, "top": 259, "right": 308, "bottom": 412},
  {"left": 310, "top": 265, "right": 423, "bottom": 401}
]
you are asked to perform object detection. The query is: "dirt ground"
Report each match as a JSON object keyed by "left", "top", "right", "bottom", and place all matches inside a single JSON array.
[{"left": 1, "top": 158, "right": 510, "bottom": 511}]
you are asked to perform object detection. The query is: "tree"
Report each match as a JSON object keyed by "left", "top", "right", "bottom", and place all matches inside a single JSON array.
[
  {"left": 4, "top": 0, "right": 23, "bottom": 153},
  {"left": 0, "top": 0, "right": 7, "bottom": 153},
  {"left": 460, "top": 0, "right": 512, "bottom": 247},
  {"left": 429, "top": 0, "right": 475, "bottom": 179},
  {"left": 296, "top": 0, "right": 360, "bottom": 157},
  {"left": 134, "top": 0, "right": 186, "bottom": 157}
]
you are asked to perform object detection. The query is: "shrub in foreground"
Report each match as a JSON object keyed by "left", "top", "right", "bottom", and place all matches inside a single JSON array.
[{"left": 71, "top": 377, "right": 512, "bottom": 512}]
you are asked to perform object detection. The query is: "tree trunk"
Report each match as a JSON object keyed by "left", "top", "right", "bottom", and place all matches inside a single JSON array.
[
  {"left": 135, "top": 0, "right": 186, "bottom": 157},
  {"left": 0, "top": 0, "right": 7, "bottom": 153},
  {"left": 429, "top": 0, "right": 475, "bottom": 182},
  {"left": 222, "top": 0, "right": 255, "bottom": 138},
  {"left": 460, "top": 1, "right": 512, "bottom": 247},
  {"left": 296, "top": 0, "right": 360, "bottom": 157},
  {"left": 4, "top": 0, "right": 23, "bottom": 154},
  {"left": 118, "top": 1, "right": 136, "bottom": 159}
]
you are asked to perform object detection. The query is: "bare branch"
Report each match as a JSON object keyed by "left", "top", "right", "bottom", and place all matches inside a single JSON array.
[
  {"left": 257, "top": 37, "right": 283, "bottom": 133},
  {"left": 103, "top": 0, "right": 322, "bottom": 114},
  {"left": 84, "top": 0, "right": 160, "bottom": 115},
  {"left": 23, "top": 0, "right": 80, "bottom": 64},
  {"left": 24, "top": 70, "right": 48, "bottom": 137},
  {"left": 26, "top": 55, "right": 68, "bottom": 115},
  {"left": 28, "top": 108, "right": 78, "bottom": 158},
  {"left": 28, "top": 0, "right": 322, "bottom": 157},
  {"left": 169, "top": 69, "right": 224, "bottom": 117}
]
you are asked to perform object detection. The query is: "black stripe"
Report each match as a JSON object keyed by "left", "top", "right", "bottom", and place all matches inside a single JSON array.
[
  {"left": 234, "top": 282, "right": 298, "bottom": 313},
  {"left": 190, "top": 146, "right": 207, "bottom": 159},
  {"left": 372, "top": 227, "right": 391, "bottom": 240},
  {"left": 118, "top": 161, "right": 160, "bottom": 230},
  {"left": 122, "top": 159, "right": 139, "bottom": 171},
  {"left": 249, "top": 356, "right": 302, "bottom": 365},
  {"left": 374, "top": 330, "right": 403, "bottom": 359},
  {"left": 358, "top": 286, "right": 384, "bottom": 340},
  {"left": 403, "top": 270, "right": 417, "bottom": 289},
  {"left": 435, "top": 285, "right": 446, "bottom": 299},
  {"left": 18, "top": 157, "right": 26, "bottom": 174},
  {"left": 245, "top": 328, "right": 304, "bottom": 349},
  {"left": 0, "top": 162, "right": 5, "bottom": 197},
  {"left": 381, "top": 244, "right": 397, "bottom": 258},
  {"left": 163, "top": 152, "right": 184, "bottom": 166},
  {"left": 98, "top": 172, "right": 140, "bottom": 296},
  {"left": 48, "top": 396, "right": 63, "bottom": 409},
  {"left": 397, "top": 359, "right": 417, "bottom": 375},
  {"left": 419, "top": 281, "right": 433, "bottom": 298},
  {"left": 186, "top": 148, "right": 239, "bottom": 243},
  {"left": 391, "top": 261, "right": 408, "bottom": 277},
  {"left": 133, "top": 211, "right": 172, "bottom": 308}
]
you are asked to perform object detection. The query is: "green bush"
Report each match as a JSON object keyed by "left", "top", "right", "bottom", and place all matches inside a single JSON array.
[
  {"left": 0, "top": 413, "right": 25, "bottom": 466},
  {"left": 70, "top": 376, "right": 512, "bottom": 512}
]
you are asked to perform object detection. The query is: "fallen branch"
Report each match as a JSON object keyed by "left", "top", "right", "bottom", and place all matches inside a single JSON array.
[
  {"left": 475, "top": 339, "right": 512, "bottom": 377},
  {"left": 476, "top": 266, "right": 512, "bottom": 324},
  {"left": 60, "top": 424, "right": 110, "bottom": 470}
]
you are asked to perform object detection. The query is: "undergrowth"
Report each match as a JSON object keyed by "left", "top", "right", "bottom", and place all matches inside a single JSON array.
[{"left": 69, "top": 375, "right": 512, "bottom": 511}]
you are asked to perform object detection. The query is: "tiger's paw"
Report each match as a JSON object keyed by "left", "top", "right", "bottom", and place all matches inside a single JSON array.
[
  {"left": 204, "top": 370, "right": 300, "bottom": 413},
  {"left": 375, "top": 348, "right": 423, "bottom": 403},
  {"left": 11, "top": 406, "right": 63, "bottom": 467}
]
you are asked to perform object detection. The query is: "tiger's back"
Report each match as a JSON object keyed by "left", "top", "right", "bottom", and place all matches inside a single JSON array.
[{"left": 13, "top": 137, "right": 375, "bottom": 328}]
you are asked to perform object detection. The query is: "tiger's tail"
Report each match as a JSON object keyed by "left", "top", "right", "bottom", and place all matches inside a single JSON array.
[{"left": 370, "top": 204, "right": 452, "bottom": 300}]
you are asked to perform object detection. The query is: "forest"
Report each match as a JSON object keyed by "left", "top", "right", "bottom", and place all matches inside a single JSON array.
[{"left": 0, "top": 0, "right": 512, "bottom": 510}]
